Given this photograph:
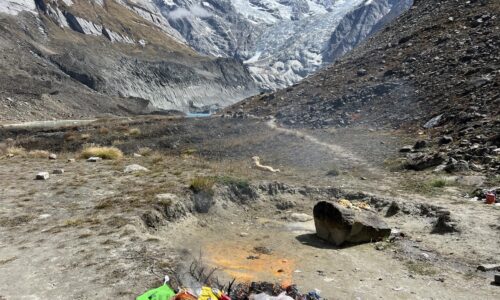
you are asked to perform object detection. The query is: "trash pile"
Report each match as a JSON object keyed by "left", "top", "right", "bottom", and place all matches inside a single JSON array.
[
  {"left": 470, "top": 188, "right": 499, "bottom": 206},
  {"left": 137, "top": 276, "right": 322, "bottom": 300}
]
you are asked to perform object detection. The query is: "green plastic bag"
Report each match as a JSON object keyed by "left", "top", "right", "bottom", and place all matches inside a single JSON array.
[{"left": 137, "top": 276, "right": 176, "bottom": 300}]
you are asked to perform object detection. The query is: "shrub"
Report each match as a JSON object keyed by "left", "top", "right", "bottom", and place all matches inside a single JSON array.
[
  {"left": 63, "top": 132, "right": 77, "bottom": 142},
  {"left": 430, "top": 178, "right": 447, "bottom": 188},
  {"left": 182, "top": 148, "right": 197, "bottom": 156},
  {"left": 80, "top": 133, "right": 91, "bottom": 140},
  {"left": 129, "top": 128, "right": 141, "bottom": 136},
  {"left": 80, "top": 146, "right": 123, "bottom": 160},
  {"left": 138, "top": 147, "right": 153, "bottom": 156},
  {"left": 216, "top": 176, "right": 250, "bottom": 190},
  {"left": 326, "top": 166, "right": 340, "bottom": 177},
  {"left": 6, "top": 147, "right": 26, "bottom": 157},
  {"left": 189, "top": 177, "right": 215, "bottom": 195},
  {"left": 150, "top": 153, "right": 164, "bottom": 164},
  {"left": 98, "top": 127, "right": 110, "bottom": 135}
]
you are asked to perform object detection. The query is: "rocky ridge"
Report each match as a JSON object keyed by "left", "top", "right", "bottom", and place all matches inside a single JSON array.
[
  {"left": 232, "top": 0, "right": 499, "bottom": 174},
  {"left": 158, "top": 0, "right": 412, "bottom": 90},
  {"left": 0, "top": 0, "right": 257, "bottom": 121}
]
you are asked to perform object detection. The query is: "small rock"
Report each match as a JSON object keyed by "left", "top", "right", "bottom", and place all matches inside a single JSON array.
[
  {"left": 423, "top": 114, "right": 443, "bottom": 129},
  {"left": 254, "top": 246, "right": 273, "bottom": 255},
  {"left": 276, "top": 199, "right": 296, "bottom": 210},
  {"left": 439, "top": 135, "right": 453, "bottom": 145},
  {"left": 155, "top": 193, "right": 178, "bottom": 202},
  {"left": 35, "top": 172, "right": 50, "bottom": 180},
  {"left": 357, "top": 68, "right": 368, "bottom": 76},
  {"left": 52, "top": 169, "right": 64, "bottom": 174},
  {"left": 133, "top": 153, "right": 142, "bottom": 157},
  {"left": 477, "top": 264, "right": 500, "bottom": 272},
  {"left": 433, "top": 164, "right": 447, "bottom": 173},
  {"left": 469, "top": 163, "right": 484, "bottom": 171},
  {"left": 87, "top": 157, "right": 102, "bottom": 162},
  {"left": 414, "top": 140, "right": 428, "bottom": 150},
  {"left": 239, "top": 232, "right": 249, "bottom": 237},
  {"left": 431, "top": 211, "right": 460, "bottom": 234},
  {"left": 67, "top": 158, "right": 75, "bottom": 163},
  {"left": 290, "top": 213, "right": 313, "bottom": 222},
  {"left": 48, "top": 153, "right": 57, "bottom": 160},
  {"left": 124, "top": 164, "right": 149, "bottom": 173},
  {"left": 386, "top": 201, "right": 400, "bottom": 217},
  {"left": 445, "top": 158, "right": 469, "bottom": 173},
  {"left": 399, "top": 145, "right": 413, "bottom": 153}
]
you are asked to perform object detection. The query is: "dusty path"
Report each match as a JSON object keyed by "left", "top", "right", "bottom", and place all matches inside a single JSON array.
[
  {"left": 266, "top": 118, "right": 369, "bottom": 166},
  {"left": 0, "top": 119, "right": 98, "bottom": 128}
]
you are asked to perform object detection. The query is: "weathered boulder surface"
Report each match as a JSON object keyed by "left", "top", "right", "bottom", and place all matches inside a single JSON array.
[
  {"left": 313, "top": 201, "right": 391, "bottom": 246},
  {"left": 405, "top": 152, "right": 446, "bottom": 171}
]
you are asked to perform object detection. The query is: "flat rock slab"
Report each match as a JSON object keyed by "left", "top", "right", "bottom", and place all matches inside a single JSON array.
[
  {"left": 477, "top": 264, "right": 500, "bottom": 272},
  {"left": 124, "top": 164, "right": 149, "bottom": 173},
  {"left": 35, "top": 172, "right": 50, "bottom": 180},
  {"left": 290, "top": 213, "right": 313, "bottom": 222},
  {"left": 87, "top": 157, "right": 102, "bottom": 162},
  {"left": 313, "top": 201, "right": 391, "bottom": 246}
]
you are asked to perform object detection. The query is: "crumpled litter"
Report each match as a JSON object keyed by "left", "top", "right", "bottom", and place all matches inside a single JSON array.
[
  {"left": 250, "top": 292, "right": 294, "bottom": 300},
  {"left": 137, "top": 277, "right": 321, "bottom": 300}
]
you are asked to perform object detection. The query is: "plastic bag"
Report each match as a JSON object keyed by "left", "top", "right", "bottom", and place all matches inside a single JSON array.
[
  {"left": 198, "top": 286, "right": 222, "bottom": 300},
  {"left": 137, "top": 284, "right": 176, "bottom": 300},
  {"left": 249, "top": 292, "right": 294, "bottom": 300},
  {"left": 137, "top": 275, "right": 176, "bottom": 300}
]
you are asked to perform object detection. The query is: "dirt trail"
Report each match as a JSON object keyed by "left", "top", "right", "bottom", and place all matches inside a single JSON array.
[
  {"left": 266, "top": 118, "right": 369, "bottom": 167},
  {"left": 0, "top": 119, "right": 98, "bottom": 128}
]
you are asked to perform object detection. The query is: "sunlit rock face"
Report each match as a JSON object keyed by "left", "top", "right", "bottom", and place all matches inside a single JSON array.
[{"left": 155, "top": 0, "right": 413, "bottom": 90}]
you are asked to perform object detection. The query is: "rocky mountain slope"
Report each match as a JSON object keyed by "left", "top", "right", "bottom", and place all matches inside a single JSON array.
[
  {"left": 0, "top": 0, "right": 257, "bottom": 121},
  {"left": 157, "top": 0, "right": 412, "bottom": 89},
  {"left": 232, "top": 0, "right": 499, "bottom": 173}
]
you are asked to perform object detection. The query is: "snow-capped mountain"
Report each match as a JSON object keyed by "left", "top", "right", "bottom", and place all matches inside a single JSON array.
[
  {"left": 0, "top": 0, "right": 257, "bottom": 119},
  {"left": 153, "top": 0, "right": 413, "bottom": 89},
  {"left": 0, "top": 0, "right": 411, "bottom": 120}
]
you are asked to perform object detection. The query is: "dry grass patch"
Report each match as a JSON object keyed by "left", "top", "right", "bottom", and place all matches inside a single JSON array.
[
  {"left": 28, "top": 150, "right": 50, "bottom": 158},
  {"left": 80, "top": 146, "right": 123, "bottom": 160},
  {"left": 189, "top": 176, "right": 215, "bottom": 195},
  {"left": 129, "top": 128, "right": 141, "bottom": 136},
  {"left": 137, "top": 147, "right": 153, "bottom": 156},
  {"left": 80, "top": 133, "right": 91, "bottom": 141},
  {"left": 5, "top": 146, "right": 27, "bottom": 157}
]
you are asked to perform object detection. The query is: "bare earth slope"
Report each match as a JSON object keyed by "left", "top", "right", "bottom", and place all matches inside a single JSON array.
[
  {"left": 235, "top": 0, "right": 499, "bottom": 128},
  {"left": 0, "top": 0, "right": 257, "bottom": 121},
  {"left": 231, "top": 0, "right": 499, "bottom": 174}
]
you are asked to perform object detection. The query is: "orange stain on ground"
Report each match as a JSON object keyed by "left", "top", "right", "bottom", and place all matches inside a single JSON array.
[{"left": 204, "top": 242, "right": 295, "bottom": 286}]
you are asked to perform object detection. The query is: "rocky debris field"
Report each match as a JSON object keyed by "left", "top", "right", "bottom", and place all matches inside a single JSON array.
[
  {"left": 230, "top": 0, "right": 499, "bottom": 179},
  {"left": 0, "top": 116, "right": 499, "bottom": 299}
]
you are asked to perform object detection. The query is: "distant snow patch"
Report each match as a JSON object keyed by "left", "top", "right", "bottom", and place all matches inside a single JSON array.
[
  {"left": 0, "top": 0, "right": 37, "bottom": 16},
  {"left": 168, "top": 4, "right": 212, "bottom": 20}
]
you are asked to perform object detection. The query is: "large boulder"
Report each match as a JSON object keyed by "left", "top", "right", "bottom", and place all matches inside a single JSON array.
[
  {"left": 405, "top": 152, "right": 446, "bottom": 170},
  {"left": 313, "top": 201, "right": 391, "bottom": 246}
]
